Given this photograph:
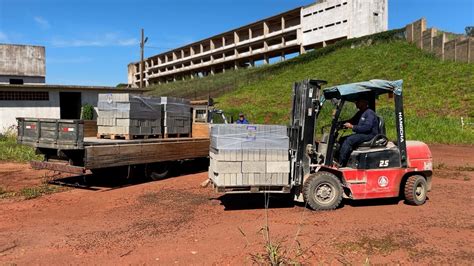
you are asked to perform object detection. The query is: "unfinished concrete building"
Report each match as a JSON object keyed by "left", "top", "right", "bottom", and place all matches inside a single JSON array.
[
  {"left": 128, "top": 0, "right": 388, "bottom": 86},
  {"left": 0, "top": 44, "right": 46, "bottom": 84}
]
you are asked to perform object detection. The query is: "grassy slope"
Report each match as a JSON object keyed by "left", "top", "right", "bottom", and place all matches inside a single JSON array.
[{"left": 150, "top": 36, "right": 473, "bottom": 144}]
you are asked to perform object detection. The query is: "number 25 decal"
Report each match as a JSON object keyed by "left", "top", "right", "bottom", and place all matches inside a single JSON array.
[{"left": 379, "top": 160, "right": 389, "bottom": 167}]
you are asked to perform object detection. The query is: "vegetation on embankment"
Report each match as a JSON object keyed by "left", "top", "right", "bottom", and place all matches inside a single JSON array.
[{"left": 149, "top": 29, "right": 474, "bottom": 144}]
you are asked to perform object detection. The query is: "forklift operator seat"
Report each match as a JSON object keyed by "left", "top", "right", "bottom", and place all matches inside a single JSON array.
[{"left": 357, "top": 115, "right": 388, "bottom": 148}]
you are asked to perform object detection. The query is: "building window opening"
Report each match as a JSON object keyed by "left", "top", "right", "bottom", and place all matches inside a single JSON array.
[{"left": 10, "top": 79, "right": 24, "bottom": 85}]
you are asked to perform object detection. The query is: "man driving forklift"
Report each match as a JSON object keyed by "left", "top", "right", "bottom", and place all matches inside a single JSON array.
[{"left": 338, "top": 98, "right": 379, "bottom": 166}]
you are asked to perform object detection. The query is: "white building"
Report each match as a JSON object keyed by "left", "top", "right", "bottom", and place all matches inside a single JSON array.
[
  {"left": 0, "top": 44, "right": 145, "bottom": 133},
  {"left": 0, "top": 84, "right": 145, "bottom": 132},
  {"left": 128, "top": 0, "right": 388, "bottom": 86}
]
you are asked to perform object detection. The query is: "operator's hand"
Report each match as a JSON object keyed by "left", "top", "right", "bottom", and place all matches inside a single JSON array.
[{"left": 343, "top": 122, "right": 353, "bottom": 129}]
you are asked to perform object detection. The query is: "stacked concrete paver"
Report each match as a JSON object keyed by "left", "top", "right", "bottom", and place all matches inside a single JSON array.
[
  {"left": 97, "top": 93, "right": 162, "bottom": 136},
  {"left": 161, "top": 97, "right": 191, "bottom": 136},
  {"left": 209, "top": 124, "right": 290, "bottom": 187}
]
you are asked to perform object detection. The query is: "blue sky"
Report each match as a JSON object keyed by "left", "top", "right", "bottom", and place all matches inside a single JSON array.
[{"left": 0, "top": 0, "right": 472, "bottom": 86}]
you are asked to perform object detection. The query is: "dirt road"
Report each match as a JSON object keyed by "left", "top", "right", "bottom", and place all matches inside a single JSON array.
[{"left": 0, "top": 145, "right": 473, "bottom": 264}]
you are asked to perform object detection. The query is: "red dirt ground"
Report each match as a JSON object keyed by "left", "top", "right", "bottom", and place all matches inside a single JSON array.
[{"left": 0, "top": 145, "right": 473, "bottom": 264}]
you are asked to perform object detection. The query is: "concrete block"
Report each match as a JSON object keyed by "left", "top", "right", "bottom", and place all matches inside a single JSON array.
[
  {"left": 212, "top": 160, "right": 241, "bottom": 174},
  {"left": 266, "top": 161, "right": 290, "bottom": 173},
  {"left": 242, "top": 161, "right": 266, "bottom": 173},
  {"left": 214, "top": 173, "right": 243, "bottom": 186},
  {"left": 242, "top": 149, "right": 266, "bottom": 161}
]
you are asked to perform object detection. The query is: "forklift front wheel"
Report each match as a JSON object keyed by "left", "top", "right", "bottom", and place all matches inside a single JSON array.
[
  {"left": 303, "top": 172, "right": 343, "bottom": 211},
  {"left": 404, "top": 175, "right": 427, "bottom": 206}
]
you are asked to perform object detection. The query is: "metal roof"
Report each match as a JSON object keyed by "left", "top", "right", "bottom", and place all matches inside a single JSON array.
[{"left": 323, "top": 79, "right": 403, "bottom": 101}]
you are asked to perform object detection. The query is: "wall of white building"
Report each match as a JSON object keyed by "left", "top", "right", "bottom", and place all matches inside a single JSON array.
[
  {"left": 301, "top": 0, "right": 388, "bottom": 47},
  {"left": 0, "top": 91, "right": 60, "bottom": 131},
  {"left": 0, "top": 90, "right": 113, "bottom": 133}
]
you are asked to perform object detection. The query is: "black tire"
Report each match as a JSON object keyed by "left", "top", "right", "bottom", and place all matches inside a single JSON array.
[
  {"left": 303, "top": 172, "right": 343, "bottom": 210},
  {"left": 145, "top": 163, "right": 170, "bottom": 181},
  {"left": 404, "top": 175, "right": 427, "bottom": 205}
]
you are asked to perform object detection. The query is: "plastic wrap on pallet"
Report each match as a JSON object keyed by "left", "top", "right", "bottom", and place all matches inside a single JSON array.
[
  {"left": 98, "top": 93, "right": 162, "bottom": 120},
  {"left": 210, "top": 124, "right": 289, "bottom": 151},
  {"left": 208, "top": 124, "right": 290, "bottom": 188},
  {"left": 161, "top": 97, "right": 192, "bottom": 135}
]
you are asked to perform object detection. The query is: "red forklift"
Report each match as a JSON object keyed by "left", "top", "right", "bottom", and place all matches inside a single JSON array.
[{"left": 289, "top": 79, "right": 433, "bottom": 210}]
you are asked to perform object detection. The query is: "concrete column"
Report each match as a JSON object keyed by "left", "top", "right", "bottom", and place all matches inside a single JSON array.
[
  {"left": 200, "top": 44, "right": 203, "bottom": 54},
  {"left": 234, "top": 61, "right": 239, "bottom": 70},
  {"left": 222, "top": 67, "right": 226, "bottom": 73},
  {"left": 249, "top": 28, "right": 253, "bottom": 39},
  {"left": 235, "top": 48, "right": 239, "bottom": 58},
  {"left": 263, "top": 21, "right": 269, "bottom": 36},
  {"left": 211, "top": 54, "right": 214, "bottom": 63},
  {"left": 234, "top": 31, "right": 240, "bottom": 44},
  {"left": 191, "top": 72, "right": 194, "bottom": 79},
  {"left": 300, "top": 45, "right": 306, "bottom": 55},
  {"left": 323, "top": 41, "right": 327, "bottom": 47},
  {"left": 210, "top": 40, "right": 215, "bottom": 50},
  {"left": 280, "top": 52, "right": 285, "bottom": 62},
  {"left": 190, "top": 47, "right": 195, "bottom": 56},
  {"left": 281, "top": 16, "right": 285, "bottom": 30},
  {"left": 282, "top": 36, "right": 286, "bottom": 46},
  {"left": 222, "top": 36, "right": 226, "bottom": 47},
  {"left": 158, "top": 57, "right": 162, "bottom": 65},
  {"left": 264, "top": 41, "right": 268, "bottom": 52},
  {"left": 181, "top": 50, "right": 185, "bottom": 58},
  {"left": 264, "top": 54, "right": 269, "bottom": 65},
  {"left": 249, "top": 59, "right": 255, "bottom": 67},
  {"left": 173, "top": 75, "right": 176, "bottom": 82},
  {"left": 172, "top": 52, "right": 177, "bottom": 61},
  {"left": 211, "top": 67, "right": 215, "bottom": 75}
]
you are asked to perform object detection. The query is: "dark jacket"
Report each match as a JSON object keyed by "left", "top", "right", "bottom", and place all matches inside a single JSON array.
[
  {"left": 236, "top": 118, "right": 249, "bottom": 124},
  {"left": 351, "top": 108, "right": 378, "bottom": 136}
]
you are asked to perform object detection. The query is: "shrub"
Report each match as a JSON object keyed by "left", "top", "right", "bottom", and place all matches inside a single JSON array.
[{"left": 81, "top": 103, "right": 95, "bottom": 120}]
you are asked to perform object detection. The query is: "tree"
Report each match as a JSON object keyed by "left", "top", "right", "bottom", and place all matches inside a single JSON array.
[{"left": 466, "top": 26, "right": 474, "bottom": 37}]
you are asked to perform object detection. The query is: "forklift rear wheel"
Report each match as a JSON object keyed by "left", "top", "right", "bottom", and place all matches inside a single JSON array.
[
  {"left": 404, "top": 175, "right": 427, "bottom": 205},
  {"left": 303, "top": 172, "right": 343, "bottom": 210}
]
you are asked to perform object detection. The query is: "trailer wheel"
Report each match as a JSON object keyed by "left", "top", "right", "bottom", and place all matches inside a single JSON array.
[
  {"left": 404, "top": 175, "right": 427, "bottom": 205},
  {"left": 303, "top": 172, "right": 343, "bottom": 210},
  {"left": 145, "top": 163, "right": 170, "bottom": 181}
]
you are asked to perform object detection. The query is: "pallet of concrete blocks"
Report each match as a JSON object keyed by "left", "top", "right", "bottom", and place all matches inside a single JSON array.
[
  {"left": 97, "top": 93, "right": 162, "bottom": 140},
  {"left": 208, "top": 124, "right": 290, "bottom": 190},
  {"left": 160, "top": 97, "right": 192, "bottom": 137}
]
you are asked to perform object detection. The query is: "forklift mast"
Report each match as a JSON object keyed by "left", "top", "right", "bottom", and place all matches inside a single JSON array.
[{"left": 289, "top": 80, "right": 327, "bottom": 187}]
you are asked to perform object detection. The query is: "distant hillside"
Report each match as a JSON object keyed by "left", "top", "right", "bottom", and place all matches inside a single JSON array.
[{"left": 149, "top": 30, "right": 474, "bottom": 144}]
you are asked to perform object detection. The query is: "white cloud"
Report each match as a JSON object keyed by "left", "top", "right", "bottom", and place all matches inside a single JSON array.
[
  {"left": 34, "top": 16, "right": 51, "bottom": 30},
  {"left": 0, "top": 31, "right": 10, "bottom": 43},
  {"left": 51, "top": 33, "right": 138, "bottom": 47}
]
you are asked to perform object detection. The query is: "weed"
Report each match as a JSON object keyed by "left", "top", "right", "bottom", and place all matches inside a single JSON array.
[
  {"left": 0, "top": 127, "right": 42, "bottom": 162},
  {"left": 434, "top": 163, "right": 447, "bottom": 170},
  {"left": 456, "top": 165, "right": 474, "bottom": 172},
  {"left": 19, "top": 185, "right": 61, "bottom": 200}
]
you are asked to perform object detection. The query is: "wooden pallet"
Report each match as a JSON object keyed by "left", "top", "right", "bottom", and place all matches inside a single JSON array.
[
  {"left": 164, "top": 133, "right": 190, "bottom": 139},
  {"left": 97, "top": 133, "right": 162, "bottom": 140}
]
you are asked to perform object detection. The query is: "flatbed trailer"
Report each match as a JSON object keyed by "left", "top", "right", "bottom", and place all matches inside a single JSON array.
[{"left": 17, "top": 118, "right": 210, "bottom": 177}]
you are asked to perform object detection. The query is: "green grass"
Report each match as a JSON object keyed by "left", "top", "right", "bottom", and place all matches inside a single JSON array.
[
  {"left": 19, "top": 185, "right": 61, "bottom": 200},
  {"left": 150, "top": 29, "right": 474, "bottom": 144},
  {"left": 0, "top": 130, "right": 42, "bottom": 162}
]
